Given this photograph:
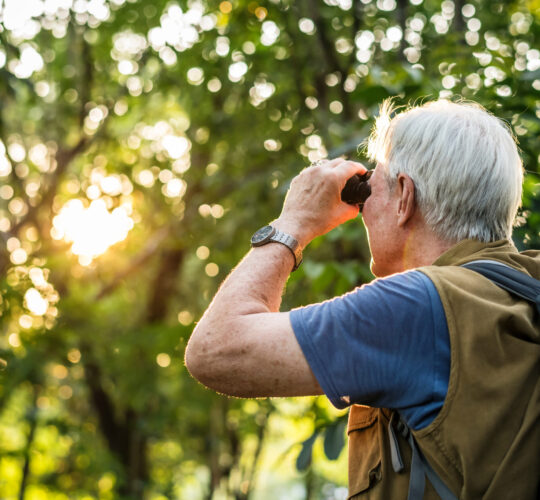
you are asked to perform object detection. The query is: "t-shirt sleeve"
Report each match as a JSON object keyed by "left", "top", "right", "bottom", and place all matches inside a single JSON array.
[{"left": 289, "top": 270, "right": 449, "bottom": 430}]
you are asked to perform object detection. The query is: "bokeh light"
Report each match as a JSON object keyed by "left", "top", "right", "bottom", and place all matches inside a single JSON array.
[{"left": 24, "top": 288, "right": 49, "bottom": 316}]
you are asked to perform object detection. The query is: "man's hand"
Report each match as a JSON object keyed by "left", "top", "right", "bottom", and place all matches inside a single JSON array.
[{"left": 273, "top": 158, "right": 368, "bottom": 248}]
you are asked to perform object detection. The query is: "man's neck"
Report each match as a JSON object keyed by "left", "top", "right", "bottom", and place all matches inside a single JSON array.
[{"left": 401, "top": 227, "right": 455, "bottom": 271}]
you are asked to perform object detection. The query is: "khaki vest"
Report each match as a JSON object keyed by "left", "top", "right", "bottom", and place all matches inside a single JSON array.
[{"left": 347, "top": 239, "right": 540, "bottom": 500}]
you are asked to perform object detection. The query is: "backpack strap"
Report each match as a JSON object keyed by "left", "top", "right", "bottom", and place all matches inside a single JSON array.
[
  {"left": 461, "top": 260, "right": 540, "bottom": 315},
  {"left": 387, "top": 413, "right": 458, "bottom": 500}
]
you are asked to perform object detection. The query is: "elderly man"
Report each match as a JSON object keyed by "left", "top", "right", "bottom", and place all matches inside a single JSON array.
[{"left": 185, "top": 100, "right": 540, "bottom": 499}]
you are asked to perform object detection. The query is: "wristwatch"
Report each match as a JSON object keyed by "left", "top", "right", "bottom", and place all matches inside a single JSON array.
[{"left": 250, "top": 225, "right": 303, "bottom": 271}]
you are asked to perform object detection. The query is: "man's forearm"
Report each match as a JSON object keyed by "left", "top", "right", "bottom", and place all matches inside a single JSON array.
[{"left": 206, "top": 242, "right": 294, "bottom": 316}]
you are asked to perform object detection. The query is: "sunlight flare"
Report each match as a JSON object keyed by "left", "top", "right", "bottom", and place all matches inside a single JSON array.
[{"left": 52, "top": 198, "right": 134, "bottom": 264}]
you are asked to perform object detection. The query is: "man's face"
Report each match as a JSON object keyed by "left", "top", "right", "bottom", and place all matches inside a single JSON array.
[{"left": 361, "top": 164, "right": 403, "bottom": 277}]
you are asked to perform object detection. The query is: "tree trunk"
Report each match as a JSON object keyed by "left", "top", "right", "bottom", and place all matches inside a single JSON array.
[
  {"left": 83, "top": 353, "right": 149, "bottom": 500},
  {"left": 146, "top": 248, "right": 185, "bottom": 323}
]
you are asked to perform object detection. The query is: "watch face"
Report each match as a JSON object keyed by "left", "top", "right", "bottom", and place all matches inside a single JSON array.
[{"left": 251, "top": 225, "right": 275, "bottom": 245}]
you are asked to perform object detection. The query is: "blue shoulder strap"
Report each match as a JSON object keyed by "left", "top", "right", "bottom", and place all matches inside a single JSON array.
[
  {"left": 387, "top": 259, "right": 539, "bottom": 500},
  {"left": 387, "top": 414, "right": 458, "bottom": 500},
  {"left": 461, "top": 260, "right": 540, "bottom": 315}
]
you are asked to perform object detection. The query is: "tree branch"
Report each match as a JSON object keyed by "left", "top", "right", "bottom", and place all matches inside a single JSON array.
[
  {"left": 78, "top": 28, "right": 93, "bottom": 129},
  {"left": 238, "top": 404, "right": 273, "bottom": 500},
  {"left": 397, "top": 0, "right": 408, "bottom": 61},
  {"left": 305, "top": 0, "right": 353, "bottom": 120},
  {"left": 307, "top": 0, "right": 345, "bottom": 75},
  {"left": 19, "top": 385, "right": 39, "bottom": 500},
  {"left": 9, "top": 135, "right": 89, "bottom": 235},
  {"left": 95, "top": 226, "right": 170, "bottom": 300},
  {"left": 453, "top": 0, "right": 466, "bottom": 34},
  {"left": 349, "top": 2, "right": 363, "bottom": 70},
  {"left": 9, "top": 23, "right": 103, "bottom": 237}
]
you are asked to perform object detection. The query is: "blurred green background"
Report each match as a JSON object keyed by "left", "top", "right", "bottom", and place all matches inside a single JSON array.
[{"left": 0, "top": 0, "right": 538, "bottom": 498}]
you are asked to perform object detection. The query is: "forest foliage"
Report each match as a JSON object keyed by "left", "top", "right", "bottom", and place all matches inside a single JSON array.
[{"left": 0, "top": 0, "right": 539, "bottom": 498}]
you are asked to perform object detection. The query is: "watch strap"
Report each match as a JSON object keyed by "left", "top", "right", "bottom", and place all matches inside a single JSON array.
[{"left": 269, "top": 229, "right": 302, "bottom": 271}]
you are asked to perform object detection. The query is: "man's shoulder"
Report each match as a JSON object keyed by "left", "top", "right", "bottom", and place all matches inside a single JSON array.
[
  {"left": 359, "top": 269, "right": 437, "bottom": 303},
  {"left": 366, "top": 268, "right": 433, "bottom": 288},
  {"left": 294, "top": 270, "right": 440, "bottom": 322},
  {"left": 352, "top": 270, "right": 442, "bottom": 320}
]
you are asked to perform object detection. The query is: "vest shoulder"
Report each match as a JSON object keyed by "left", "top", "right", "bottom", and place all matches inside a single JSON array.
[{"left": 421, "top": 246, "right": 540, "bottom": 281}]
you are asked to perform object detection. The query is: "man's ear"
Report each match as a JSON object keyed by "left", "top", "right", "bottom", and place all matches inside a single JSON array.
[{"left": 396, "top": 173, "right": 416, "bottom": 227}]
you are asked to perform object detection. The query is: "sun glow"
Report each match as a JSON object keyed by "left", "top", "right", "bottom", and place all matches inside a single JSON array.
[{"left": 52, "top": 199, "right": 134, "bottom": 265}]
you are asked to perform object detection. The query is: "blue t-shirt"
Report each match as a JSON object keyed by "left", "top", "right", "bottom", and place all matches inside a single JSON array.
[{"left": 289, "top": 270, "right": 450, "bottom": 431}]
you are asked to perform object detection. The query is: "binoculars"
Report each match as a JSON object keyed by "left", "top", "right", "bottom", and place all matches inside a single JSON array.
[{"left": 341, "top": 170, "right": 373, "bottom": 211}]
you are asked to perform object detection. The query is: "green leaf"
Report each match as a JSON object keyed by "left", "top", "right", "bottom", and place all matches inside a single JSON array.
[
  {"left": 296, "top": 432, "right": 319, "bottom": 471},
  {"left": 323, "top": 420, "right": 346, "bottom": 461}
]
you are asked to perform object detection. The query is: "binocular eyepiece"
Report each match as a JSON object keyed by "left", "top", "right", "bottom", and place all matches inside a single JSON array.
[{"left": 341, "top": 170, "right": 372, "bottom": 211}]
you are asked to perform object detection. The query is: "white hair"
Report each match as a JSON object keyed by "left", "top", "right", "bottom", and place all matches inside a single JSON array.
[{"left": 366, "top": 99, "right": 523, "bottom": 243}]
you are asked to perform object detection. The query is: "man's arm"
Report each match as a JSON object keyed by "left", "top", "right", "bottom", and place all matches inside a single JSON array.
[{"left": 185, "top": 159, "right": 367, "bottom": 398}]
